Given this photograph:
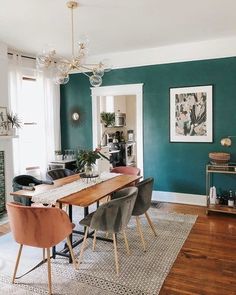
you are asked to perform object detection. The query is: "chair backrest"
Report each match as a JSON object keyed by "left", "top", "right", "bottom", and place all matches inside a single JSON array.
[
  {"left": 111, "top": 166, "right": 141, "bottom": 176},
  {"left": 46, "top": 168, "right": 75, "bottom": 181},
  {"left": 6, "top": 202, "right": 73, "bottom": 248},
  {"left": 132, "top": 177, "right": 154, "bottom": 216},
  {"left": 90, "top": 187, "right": 138, "bottom": 233},
  {"left": 12, "top": 174, "right": 43, "bottom": 206}
]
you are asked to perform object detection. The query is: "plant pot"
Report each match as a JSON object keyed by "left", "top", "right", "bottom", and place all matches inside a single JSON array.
[
  {"left": 84, "top": 164, "right": 94, "bottom": 176},
  {"left": 7, "top": 128, "right": 17, "bottom": 136}
]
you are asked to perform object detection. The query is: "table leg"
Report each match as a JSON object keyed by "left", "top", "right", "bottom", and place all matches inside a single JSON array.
[{"left": 68, "top": 205, "right": 73, "bottom": 263}]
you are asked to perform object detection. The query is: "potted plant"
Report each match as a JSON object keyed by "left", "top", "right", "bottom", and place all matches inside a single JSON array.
[
  {"left": 77, "top": 148, "right": 110, "bottom": 175},
  {"left": 7, "top": 112, "right": 21, "bottom": 136},
  {"left": 100, "top": 112, "right": 115, "bottom": 127}
]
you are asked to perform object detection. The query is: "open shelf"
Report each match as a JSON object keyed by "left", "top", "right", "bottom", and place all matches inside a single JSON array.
[
  {"left": 206, "top": 164, "right": 236, "bottom": 215},
  {"left": 207, "top": 204, "right": 236, "bottom": 215}
]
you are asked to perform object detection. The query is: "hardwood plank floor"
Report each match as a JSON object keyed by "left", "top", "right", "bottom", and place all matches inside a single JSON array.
[
  {"left": 158, "top": 203, "right": 236, "bottom": 295},
  {"left": 0, "top": 202, "right": 235, "bottom": 294}
]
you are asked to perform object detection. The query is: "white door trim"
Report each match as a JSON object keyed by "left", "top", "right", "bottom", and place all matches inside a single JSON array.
[{"left": 91, "top": 83, "right": 144, "bottom": 175}]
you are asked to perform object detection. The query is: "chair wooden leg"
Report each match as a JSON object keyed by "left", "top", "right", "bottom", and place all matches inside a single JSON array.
[
  {"left": 46, "top": 248, "right": 52, "bottom": 295},
  {"left": 78, "top": 226, "right": 89, "bottom": 268},
  {"left": 12, "top": 244, "right": 23, "bottom": 284},
  {"left": 136, "top": 216, "right": 146, "bottom": 252},
  {"left": 145, "top": 211, "right": 157, "bottom": 236},
  {"left": 122, "top": 230, "right": 130, "bottom": 255},
  {"left": 43, "top": 248, "right": 46, "bottom": 261},
  {"left": 93, "top": 230, "right": 97, "bottom": 251},
  {"left": 66, "top": 237, "right": 78, "bottom": 270},
  {"left": 112, "top": 233, "right": 119, "bottom": 275}
]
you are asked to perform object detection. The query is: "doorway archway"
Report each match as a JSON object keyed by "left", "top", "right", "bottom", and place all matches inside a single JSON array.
[{"left": 91, "top": 83, "right": 144, "bottom": 174}]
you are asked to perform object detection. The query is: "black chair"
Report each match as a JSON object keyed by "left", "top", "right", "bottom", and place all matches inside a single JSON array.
[
  {"left": 132, "top": 177, "right": 156, "bottom": 251},
  {"left": 46, "top": 168, "right": 75, "bottom": 181},
  {"left": 12, "top": 175, "right": 53, "bottom": 206},
  {"left": 78, "top": 187, "right": 138, "bottom": 275}
]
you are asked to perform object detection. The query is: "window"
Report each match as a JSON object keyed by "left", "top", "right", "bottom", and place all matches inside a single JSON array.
[{"left": 17, "top": 77, "right": 47, "bottom": 176}]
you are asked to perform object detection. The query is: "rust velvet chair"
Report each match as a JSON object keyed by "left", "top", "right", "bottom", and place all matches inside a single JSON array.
[
  {"left": 7, "top": 202, "right": 77, "bottom": 295},
  {"left": 111, "top": 166, "right": 141, "bottom": 176},
  {"left": 111, "top": 166, "right": 141, "bottom": 188}
]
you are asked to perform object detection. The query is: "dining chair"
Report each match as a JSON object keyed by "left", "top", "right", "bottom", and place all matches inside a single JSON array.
[
  {"left": 12, "top": 174, "right": 53, "bottom": 206},
  {"left": 46, "top": 168, "right": 75, "bottom": 181},
  {"left": 132, "top": 177, "right": 156, "bottom": 251},
  {"left": 78, "top": 187, "right": 138, "bottom": 275},
  {"left": 7, "top": 202, "right": 78, "bottom": 295},
  {"left": 111, "top": 166, "right": 141, "bottom": 176}
]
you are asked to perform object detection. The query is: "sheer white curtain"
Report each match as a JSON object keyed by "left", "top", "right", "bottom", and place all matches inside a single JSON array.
[
  {"left": 8, "top": 54, "right": 23, "bottom": 175},
  {"left": 37, "top": 72, "right": 61, "bottom": 173},
  {"left": 8, "top": 53, "right": 61, "bottom": 177}
]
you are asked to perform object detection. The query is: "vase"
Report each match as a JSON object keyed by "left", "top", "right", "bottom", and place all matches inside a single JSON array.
[{"left": 84, "top": 164, "right": 94, "bottom": 176}]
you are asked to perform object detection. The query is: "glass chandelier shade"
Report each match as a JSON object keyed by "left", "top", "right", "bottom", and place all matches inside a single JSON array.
[{"left": 36, "top": 1, "right": 111, "bottom": 86}]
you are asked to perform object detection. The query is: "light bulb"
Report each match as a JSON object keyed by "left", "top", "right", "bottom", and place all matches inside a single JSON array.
[
  {"left": 54, "top": 74, "right": 69, "bottom": 85},
  {"left": 62, "top": 75, "right": 70, "bottom": 84},
  {"left": 94, "top": 68, "right": 104, "bottom": 77},
  {"left": 78, "top": 35, "right": 90, "bottom": 50},
  {"left": 36, "top": 55, "right": 51, "bottom": 68},
  {"left": 72, "top": 112, "right": 80, "bottom": 121},
  {"left": 89, "top": 75, "right": 102, "bottom": 87},
  {"left": 221, "top": 138, "right": 232, "bottom": 147},
  {"left": 57, "top": 61, "right": 71, "bottom": 74}
]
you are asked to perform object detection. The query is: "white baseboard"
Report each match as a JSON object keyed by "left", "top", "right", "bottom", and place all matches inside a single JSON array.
[{"left": 152, "top": 190, "right": 207, "bottom": 207}]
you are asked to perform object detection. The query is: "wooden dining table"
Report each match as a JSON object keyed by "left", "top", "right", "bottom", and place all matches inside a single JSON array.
[{"left": 10, "top": 173, "right": 141, "bottom": 262}]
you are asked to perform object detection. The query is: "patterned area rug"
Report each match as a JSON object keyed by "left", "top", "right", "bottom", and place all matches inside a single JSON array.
[{"left": 0, "top": 208, "right": 197, "bottom": 295}]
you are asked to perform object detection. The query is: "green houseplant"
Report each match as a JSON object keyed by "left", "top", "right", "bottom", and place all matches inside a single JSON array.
[
  {"left": 100, "top": 112, "right": 115, "bottom": 127},
  {"left": 77, "top": 148, "right": 110, "bottom": 175},
  {"left": 7, "top": 112, "right": 21, "bottom": 136}
]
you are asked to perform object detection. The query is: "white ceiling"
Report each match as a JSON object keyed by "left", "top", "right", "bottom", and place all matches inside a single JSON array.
[{"left": 1, "top": 0, "right": 236, "bottom": 58}]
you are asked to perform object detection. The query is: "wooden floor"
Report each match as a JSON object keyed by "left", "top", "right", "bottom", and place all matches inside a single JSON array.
[
  {"left": 0, "top": 203, "right": 235, "bottom": 294},
  {"left": 158, "top": 203, "right": 236, "bottom": 295}
]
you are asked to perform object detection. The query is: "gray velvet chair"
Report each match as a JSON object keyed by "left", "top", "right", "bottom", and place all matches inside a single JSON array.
[
  {"left": 132, "top": 177, "right": 156, "bottom": 251},
  {"left": 46, "top": 168, "right": 75, "bottom": 181},
  {"left": 78, "top": 187, "right": 138, "bottom": 275}
]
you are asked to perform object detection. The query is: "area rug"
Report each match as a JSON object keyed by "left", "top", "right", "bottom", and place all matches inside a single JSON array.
[{"left": 0, "top": 208, "right": 197, "bottom": 295}]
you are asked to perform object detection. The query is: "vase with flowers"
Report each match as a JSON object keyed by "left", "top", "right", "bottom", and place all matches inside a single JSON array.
[{"left": 77, "top": 148, "right": 110, "bottom": 176}]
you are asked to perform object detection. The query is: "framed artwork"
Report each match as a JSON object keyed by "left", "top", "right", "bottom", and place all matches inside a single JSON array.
[
  {"left": 170, "top": 85, "right": 213, "bottom": 142},
  {"left": 0, "top": 106, "right": 8, "bottom": 135}
]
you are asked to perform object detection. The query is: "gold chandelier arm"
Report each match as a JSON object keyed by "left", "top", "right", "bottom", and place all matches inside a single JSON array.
[
  {"left": 79, "top": 64, "right": 96, "bottom": 72},
  {"left": 72, "top": 64, "right": 91, "bottom": 76}
]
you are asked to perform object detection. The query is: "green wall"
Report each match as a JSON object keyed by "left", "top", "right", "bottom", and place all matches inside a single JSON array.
[{"left": 60, "top": 57, "right": 236, "bottom": 195}]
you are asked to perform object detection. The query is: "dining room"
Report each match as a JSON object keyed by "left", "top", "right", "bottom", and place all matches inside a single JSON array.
[{"left": 1, "top": 1, "right": 236, "bottom": 294}]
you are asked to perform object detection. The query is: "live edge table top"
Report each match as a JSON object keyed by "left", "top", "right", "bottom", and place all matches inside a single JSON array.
[{"left": 10, "top": 174, "right": 141, "bottom": 208}]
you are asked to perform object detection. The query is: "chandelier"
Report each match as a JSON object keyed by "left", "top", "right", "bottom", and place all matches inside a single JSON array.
[{"left": 36, "top": 1, "right": 111, "bottom": 86}]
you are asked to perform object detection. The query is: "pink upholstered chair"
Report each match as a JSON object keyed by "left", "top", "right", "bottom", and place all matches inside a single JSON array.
[
  {"left": 111, "top": 166, "right": 141, "bottom": 186},
  {"left": 7, "top": 202, "right": 77, "bottom": 295},
  {"left": 111, "top": 166, "right": 141, "bottom": 176}
]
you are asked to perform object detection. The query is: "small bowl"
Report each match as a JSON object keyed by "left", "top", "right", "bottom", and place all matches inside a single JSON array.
[{"left": 209, "top": 152, "right": 230, "bottom": 164}]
